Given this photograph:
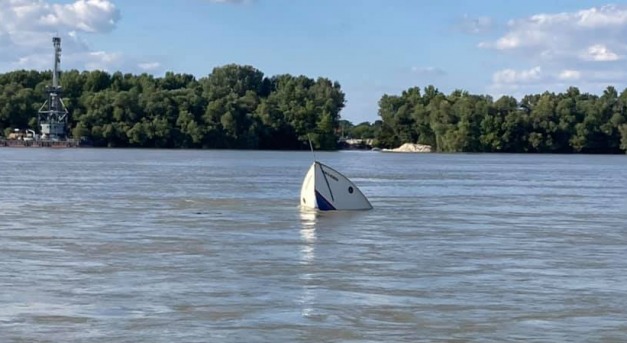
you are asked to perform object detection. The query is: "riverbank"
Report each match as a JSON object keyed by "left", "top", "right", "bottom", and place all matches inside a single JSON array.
[{"left": 0, "top": 139, "right": 80, "bottom": 148}]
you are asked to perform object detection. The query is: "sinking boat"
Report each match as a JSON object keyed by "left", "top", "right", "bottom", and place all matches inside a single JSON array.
[{"left": 300, "top": 161, "right": 372, "bottom": 211}]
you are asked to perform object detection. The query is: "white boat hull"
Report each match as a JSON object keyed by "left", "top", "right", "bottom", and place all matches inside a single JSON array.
[{"left": 300, "top": 161, "right": 372, "bottom": 211}]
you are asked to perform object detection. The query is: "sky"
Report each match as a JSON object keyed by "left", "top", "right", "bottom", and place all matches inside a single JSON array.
[{"left": 1, "top": 0, "right": 627, "bottom": 123}]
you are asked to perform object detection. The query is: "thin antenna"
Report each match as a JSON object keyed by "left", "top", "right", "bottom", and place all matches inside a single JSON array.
[{"left": 307, "top": 134, "right": 317, "bottom": 162}]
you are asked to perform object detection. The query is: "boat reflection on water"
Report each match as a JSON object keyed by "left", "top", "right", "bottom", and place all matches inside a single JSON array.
[
  {"left": 298, "top": 209, "right": 318, "bottom": 319},
  {"left": 298, "top": 208, "right": 369, "bottom": 320},
  {"left": 299, "top": 209, "right": 317, "bottom": 264}
]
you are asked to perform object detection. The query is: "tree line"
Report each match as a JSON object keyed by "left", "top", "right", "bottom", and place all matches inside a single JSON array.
[
  {"left": 0, "top": 64, "right": 344, "bottom": 149},
  {"left": 370, "top": 85, "right": 627, "bottom": 153},
  {"left": 1, "top": 64, "right": 627, "bottom": 153}
]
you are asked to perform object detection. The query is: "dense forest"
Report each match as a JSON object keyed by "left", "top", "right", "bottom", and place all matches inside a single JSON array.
[
  {"left": 0, "top": 64, "right": 344, "bottom": 150},
  {"left": 1, "top": 64, "right": 627, "bottom": 153},
  {"left": 371, "top": 86, "right": 627, "bottom": 154}
]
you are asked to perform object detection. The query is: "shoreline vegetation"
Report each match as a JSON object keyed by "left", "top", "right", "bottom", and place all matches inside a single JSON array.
[{"left": 1, "top": 64, "right": 626, "bottom": 153}]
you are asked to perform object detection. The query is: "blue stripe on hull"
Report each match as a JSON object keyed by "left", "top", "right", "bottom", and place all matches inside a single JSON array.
[{"left": 315, "top": 190, "right": 336, "bottom": 211}]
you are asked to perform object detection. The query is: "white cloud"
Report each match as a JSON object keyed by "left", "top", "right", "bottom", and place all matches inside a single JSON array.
[
  {"left": 0, "top": 0, "right": 164, "bottom": 74},
  {"left": 411, "top": 66, "right": 446, "bottom": 76},
  {"left": 489, "top": 66, "right": 627, "bottom": 99},
  {"left": 84, "top": 51, "right": 122, "bottom": 70},
  {"left": 493, "top": 66, "right": 542, "bottom": 85},
  {"left": 138, "top": 62, "right": 162, "bottom": 71},
  {"left": 558, "top": 70, "right": 581, "bottom": 81},
  {"left": 0, "top": 0, "right": 120, "bottom": 34},
  {"left": 483, "top": 5, "right": 627, "bottom": 97},
  {"left": 10, "top": 49, "right": 120, "bottom": 72},
  {"left": 480, "top": 4, "right": 627, "bottom": 62},
  {"left": 0, "top": 0, "right": 120, "bottom": 67},
  {"left": 582, "top": 44, "right": 620, "bottom": 62},
  {"left": 67, "top": 52, "right": 162, "bottom": 73},
  {"left": 576, "top": 5, "right": 627, "bottom": 28}
]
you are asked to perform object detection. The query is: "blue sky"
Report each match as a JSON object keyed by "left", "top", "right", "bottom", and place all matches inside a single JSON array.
[{"left": 1, "top": 0, "right": 626, "bottom": 123}]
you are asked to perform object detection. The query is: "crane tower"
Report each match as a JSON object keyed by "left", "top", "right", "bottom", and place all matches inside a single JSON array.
[{"left": 38, "top": 36, "right": 69, "bottom": 140}]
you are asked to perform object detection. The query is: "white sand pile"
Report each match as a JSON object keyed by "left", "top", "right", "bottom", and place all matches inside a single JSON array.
[{"left": 383, "top": 143, "right": 432, "bottom": 153}]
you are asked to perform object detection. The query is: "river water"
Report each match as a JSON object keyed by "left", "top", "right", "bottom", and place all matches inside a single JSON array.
[{"left": 0, "top": 149, "right": 626, "bottom": 342}]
